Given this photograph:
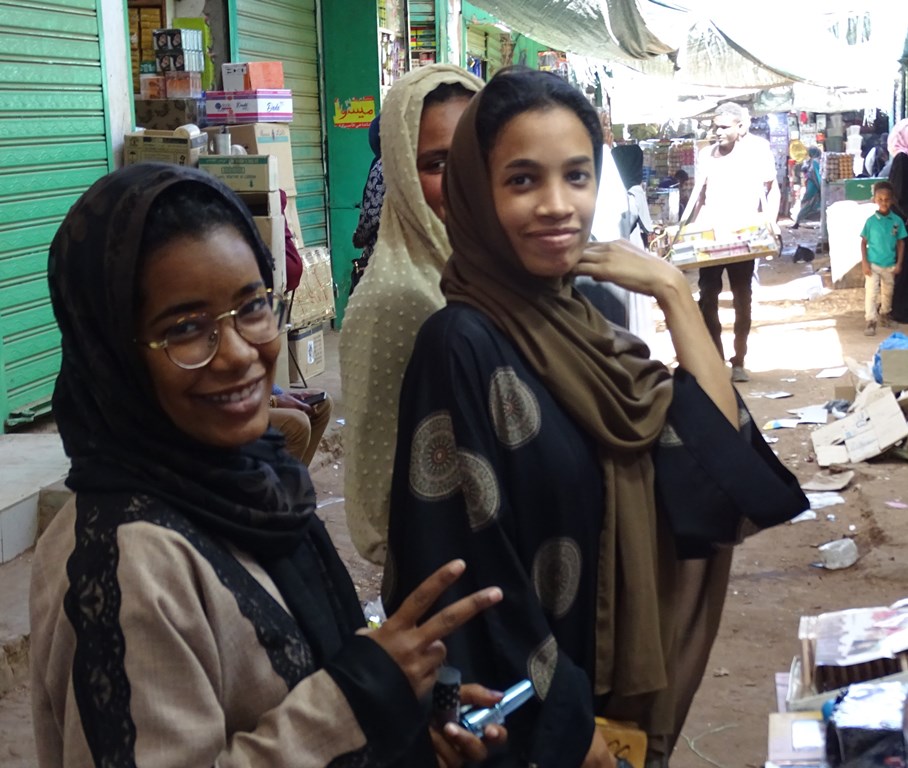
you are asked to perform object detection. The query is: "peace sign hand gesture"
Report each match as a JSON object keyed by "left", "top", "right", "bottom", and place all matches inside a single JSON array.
[{"left": 363, "top": 560, "right": 502, "bottom": 699}]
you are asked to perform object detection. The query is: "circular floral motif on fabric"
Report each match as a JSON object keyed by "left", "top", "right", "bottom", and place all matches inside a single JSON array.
[
  {"left": 531, "top": 538, "right": 582, "bottom": 619},
  {"left": 527, "top": 635, "right": 558, "bottom": 701},
  {"left": 457, "top": 449, "right": 500, "bottom": 531},
  {"left": 489, "top": 367, "right": 541, "bottom": 449},
  {"left": 409, "top": 411, "right": 460, "bottom": 500}
]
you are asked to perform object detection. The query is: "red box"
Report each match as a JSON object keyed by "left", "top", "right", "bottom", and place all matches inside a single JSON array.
[{"left": 246, "top": 61, "right": 284, "bottom": 90}]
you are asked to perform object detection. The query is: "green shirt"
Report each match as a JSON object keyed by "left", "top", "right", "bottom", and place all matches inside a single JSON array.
[{"left": 861, "top": 210, "right": 907, "bottom": 267}]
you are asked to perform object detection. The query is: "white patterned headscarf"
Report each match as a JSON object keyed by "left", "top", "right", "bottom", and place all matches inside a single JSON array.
[{"left": 339, "top": 64, "right": 483, "bottom": 564}]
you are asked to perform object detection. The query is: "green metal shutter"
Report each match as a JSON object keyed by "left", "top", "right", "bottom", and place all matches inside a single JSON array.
[
  {"left": 235, "top": 0, "right": 327, "bottom": 247},
  {"left": 466, "top": 25, "right": 486, "bottom": 59},
  {"left": 0, "top": 0, "right": 112, "bottom": 428}
]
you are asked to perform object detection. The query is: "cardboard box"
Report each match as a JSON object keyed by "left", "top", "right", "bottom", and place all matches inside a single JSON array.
[
  {"left": 236, "top": 190, "right": 281, "bottom": 217},
  {"left": 221, "top": 63, "right": 248, "bottom": 92},
  {"left": 880, "top": 349, "right": 908, "bottom": 390},
  {"left": 123, "top": 129, "right": 208, "bottom": 166},
  {"left": 253, "top": 214, "right": 287, "bottom": 294},
  {"left": 289, "top": 246, "right": 335, "bottom": 329},
  {"left": 164, "top": 71, "right": 202, "bottom": 98},
  {"left": 220, "top": 122, "right": 296, "bottom": 195},
  {"left": 205, "top": 90, "right": 293, "bottom": 124},
  {"left": 767, "top": 711, "right": 825, "bottom": 765},
  {"left": 289, "top": 324, "right": 326, "bottom": 381},
  {"left": 198, "top": 154, "right": 280, "bottom": 192},
  {"left": 156, "top": 50, "right": 204, "bottom": 73},
  {"left": 283, "top": 195, "right": 303, "bottom": 248},
  {"left": 135, "top": 97, "right": 206, "bottom": 130},
  {"left": 811, "top": 384, "right": 908, "bottom": 465},
  {"left": 152, "top": 28, "right": 202, "bottom": 51},
  {"left": 222, "top": 61, "right": 285, "bottom": 91}
]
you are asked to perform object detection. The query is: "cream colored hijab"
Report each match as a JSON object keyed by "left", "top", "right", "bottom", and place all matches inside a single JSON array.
[{"left": 339, "top": 65, "right": 483, "bottom": 565}]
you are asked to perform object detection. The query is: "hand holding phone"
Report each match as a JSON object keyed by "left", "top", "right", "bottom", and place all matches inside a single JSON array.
[{"left": 300, "top": 391, "right": 328, "bottom": 406}]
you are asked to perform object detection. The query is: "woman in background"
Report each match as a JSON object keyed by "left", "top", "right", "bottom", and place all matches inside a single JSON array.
[
  {"left": 792, "top": 146, "right": 821, "bottom": 228},
  {"left": 351, "top": 115, "right": 384, "bottom": 293},
  {"left": 340, "top": 64, "right": 483, "bottom": 566}
]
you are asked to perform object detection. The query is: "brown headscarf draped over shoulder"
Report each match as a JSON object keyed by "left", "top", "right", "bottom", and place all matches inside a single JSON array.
[{"left": 441, "top": 69, "right": 676, "bottom": 713}]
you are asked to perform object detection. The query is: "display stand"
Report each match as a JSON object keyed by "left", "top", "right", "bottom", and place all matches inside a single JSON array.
[{"left": 671, "top": 248, "right": 778, "bottom": 272}]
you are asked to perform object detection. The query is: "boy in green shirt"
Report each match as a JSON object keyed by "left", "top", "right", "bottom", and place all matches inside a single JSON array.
[{"left": 861, "top": 181, "right": 907, "bottom": 335}]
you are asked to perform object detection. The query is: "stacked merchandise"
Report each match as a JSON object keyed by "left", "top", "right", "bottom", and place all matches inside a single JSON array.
[
  {"left": 668, "top": 141, "right": 696, "bottom": 177},
  {"left": 824, "top": 153, "right": 855, "bottom": 182},
  {"left": 765, "top": 601, "right": 908, "bottom": 768},
  {"left": 152, "top": 28, "right": 204, "bottom": 99},
  {"left": 128, "top": 6, "right": 163, "bottom": 95},
  {"left": 409, "top": 0, "right": 436, "bottom": 68},
  {"left": 201, "top": 64, "right": 335, "bottom": 362},
  {"left": 206, "top": 62, "right": 293, "bottom": 125},
  {"left": 792, "top": 603, "right": 908, "bottom": 701},
  {"left": 410, "top": 26, "right": 436, "bottom": 67},
  {"left": 649, "top": 141, "right": 672, "bottom": 182},
  {"left": 132, "top": 10, "right": 211, "bottom": 131}
]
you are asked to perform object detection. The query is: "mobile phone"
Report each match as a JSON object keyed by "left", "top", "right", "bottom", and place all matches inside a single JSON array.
[
  {"left": 301, "top": 391, "right": 328, "bottom": 406},
  {"left": 459, "top": 679, "right": 534, "bottom": 736}
]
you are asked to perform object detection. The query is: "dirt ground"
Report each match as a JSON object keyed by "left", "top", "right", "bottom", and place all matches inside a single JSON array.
[{"left": 3, "top": 220, "right": 908, "bottom": 766}]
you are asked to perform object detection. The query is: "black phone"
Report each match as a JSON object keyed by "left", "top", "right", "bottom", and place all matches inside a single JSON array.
[{"left": 301, "top": 391, "right": 328, "bottom": 406}]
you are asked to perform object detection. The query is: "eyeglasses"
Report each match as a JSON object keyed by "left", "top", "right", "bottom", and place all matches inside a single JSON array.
[{"left": 140, "top": 289, "right": 287, "bottom": 370}]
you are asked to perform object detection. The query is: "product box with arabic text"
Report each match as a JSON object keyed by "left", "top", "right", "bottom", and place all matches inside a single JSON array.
[
  {"left": 205, "top": 90, "right": 293, "bottom": 124},
  {"left": 198, "top": 155, "right": 279, "bottom": 192},
  {"left": 123, "top": 129, "right": 207, "bottom": 166}
]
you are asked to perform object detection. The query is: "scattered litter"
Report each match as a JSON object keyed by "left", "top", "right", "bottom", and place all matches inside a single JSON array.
[
  {"left": 806, "top": 492, "right": 846, "bottom": 509},
  {"left": 848, "top": 524, "right": 857, "bottom": 532},
  {"left": 787, "top": 405, "right": 829, "bottom": 424},
  {"left": 811, "top": 384, "right": 908, "bottom": 466},
  {"left": 316, "top": 497, "right": 344, "bottom": 509},
  {"left": 781, "top": 377, "right": 798, "bottom": 383},
  {"left": 764, "top": 419, "right": 802, "bottom": 430},
  {"left": 763, "top": 434, "right": 780, "bottom": 444},
  {"left": 814, "top": 538, "right": 859, "bottom": 570},
  {"left": 789, "top": 510, "right": 817, "bottom": 524},
  {"left": 336, "top": 418, "right": 346, "bottom": 425},
  {"left": 712, "top": 667, "right": 730, "bottom": 677},
  {"left": 765, "top": 391, "right": 794, "bottom": 399},
  {"left": 885, "top": 500, "right": 908, "bottom": 509},
  {"left": 825, "top": 400, "right": 851, "bottom": 419},
  {"left": 801, "top": 470, "right": 854, "bottom": 492},
  {"left": 826, "top": 514, "right": 837, "bottom": 522},
  {"left": 816, "top": 367, "right": 848, "bottom": 379}
]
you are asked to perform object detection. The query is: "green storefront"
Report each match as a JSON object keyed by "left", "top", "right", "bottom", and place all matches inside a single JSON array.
[
  {"left": 0, "top": 0, "right": 550, "bottom": 428},
  {"left": 0, "top": 0, "right": 118, "bottom": 429}
]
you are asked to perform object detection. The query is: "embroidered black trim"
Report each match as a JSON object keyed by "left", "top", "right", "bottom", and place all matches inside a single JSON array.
[{"left": 64, "top": 493, "right": 316, "bottom": 765}]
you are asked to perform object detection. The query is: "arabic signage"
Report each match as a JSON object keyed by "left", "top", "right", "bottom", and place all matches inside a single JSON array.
[{"left": 333, "top": 96, "right": 376, "bottom": 129}]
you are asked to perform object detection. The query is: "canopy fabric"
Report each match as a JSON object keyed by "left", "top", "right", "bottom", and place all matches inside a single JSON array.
[{"left": 473, "top": 0, "right": 908, "bottom": 95}]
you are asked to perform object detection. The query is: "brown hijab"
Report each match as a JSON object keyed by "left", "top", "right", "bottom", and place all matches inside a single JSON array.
[{"left": 441, "top": 87, "right": 676, "bottom": 705}]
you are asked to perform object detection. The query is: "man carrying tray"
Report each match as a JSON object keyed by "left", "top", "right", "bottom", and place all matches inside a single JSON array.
[{"left": 682, "top": 102, "right": 779, "bottom": 382}]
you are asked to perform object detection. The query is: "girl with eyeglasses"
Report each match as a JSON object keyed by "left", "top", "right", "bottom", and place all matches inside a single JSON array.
[{"left": 31, "top": 163, "right": 505, "bottom": 767}]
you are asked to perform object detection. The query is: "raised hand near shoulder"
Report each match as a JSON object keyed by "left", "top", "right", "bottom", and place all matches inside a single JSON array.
[{"left": 575, "top": 240, "right": 687, "bottom": 303}]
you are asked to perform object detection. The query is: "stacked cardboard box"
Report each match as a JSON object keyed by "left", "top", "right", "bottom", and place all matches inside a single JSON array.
[
  {"left": 153, "top": 27, "right": 204, "bottom": 98},
  {"left": 134, "top": 97, "right": 206, "bottom": 131},
  {"left": 129, "top": 6, "right": 163, "bottom": 93},
  {"left": 123, "top": 128, "right": 208, "bottom": 167}
]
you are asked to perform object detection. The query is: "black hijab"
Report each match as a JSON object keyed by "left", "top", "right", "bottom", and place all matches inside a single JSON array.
[{"left": 49, "top": 162, "right": 363, "bottom": 661}]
